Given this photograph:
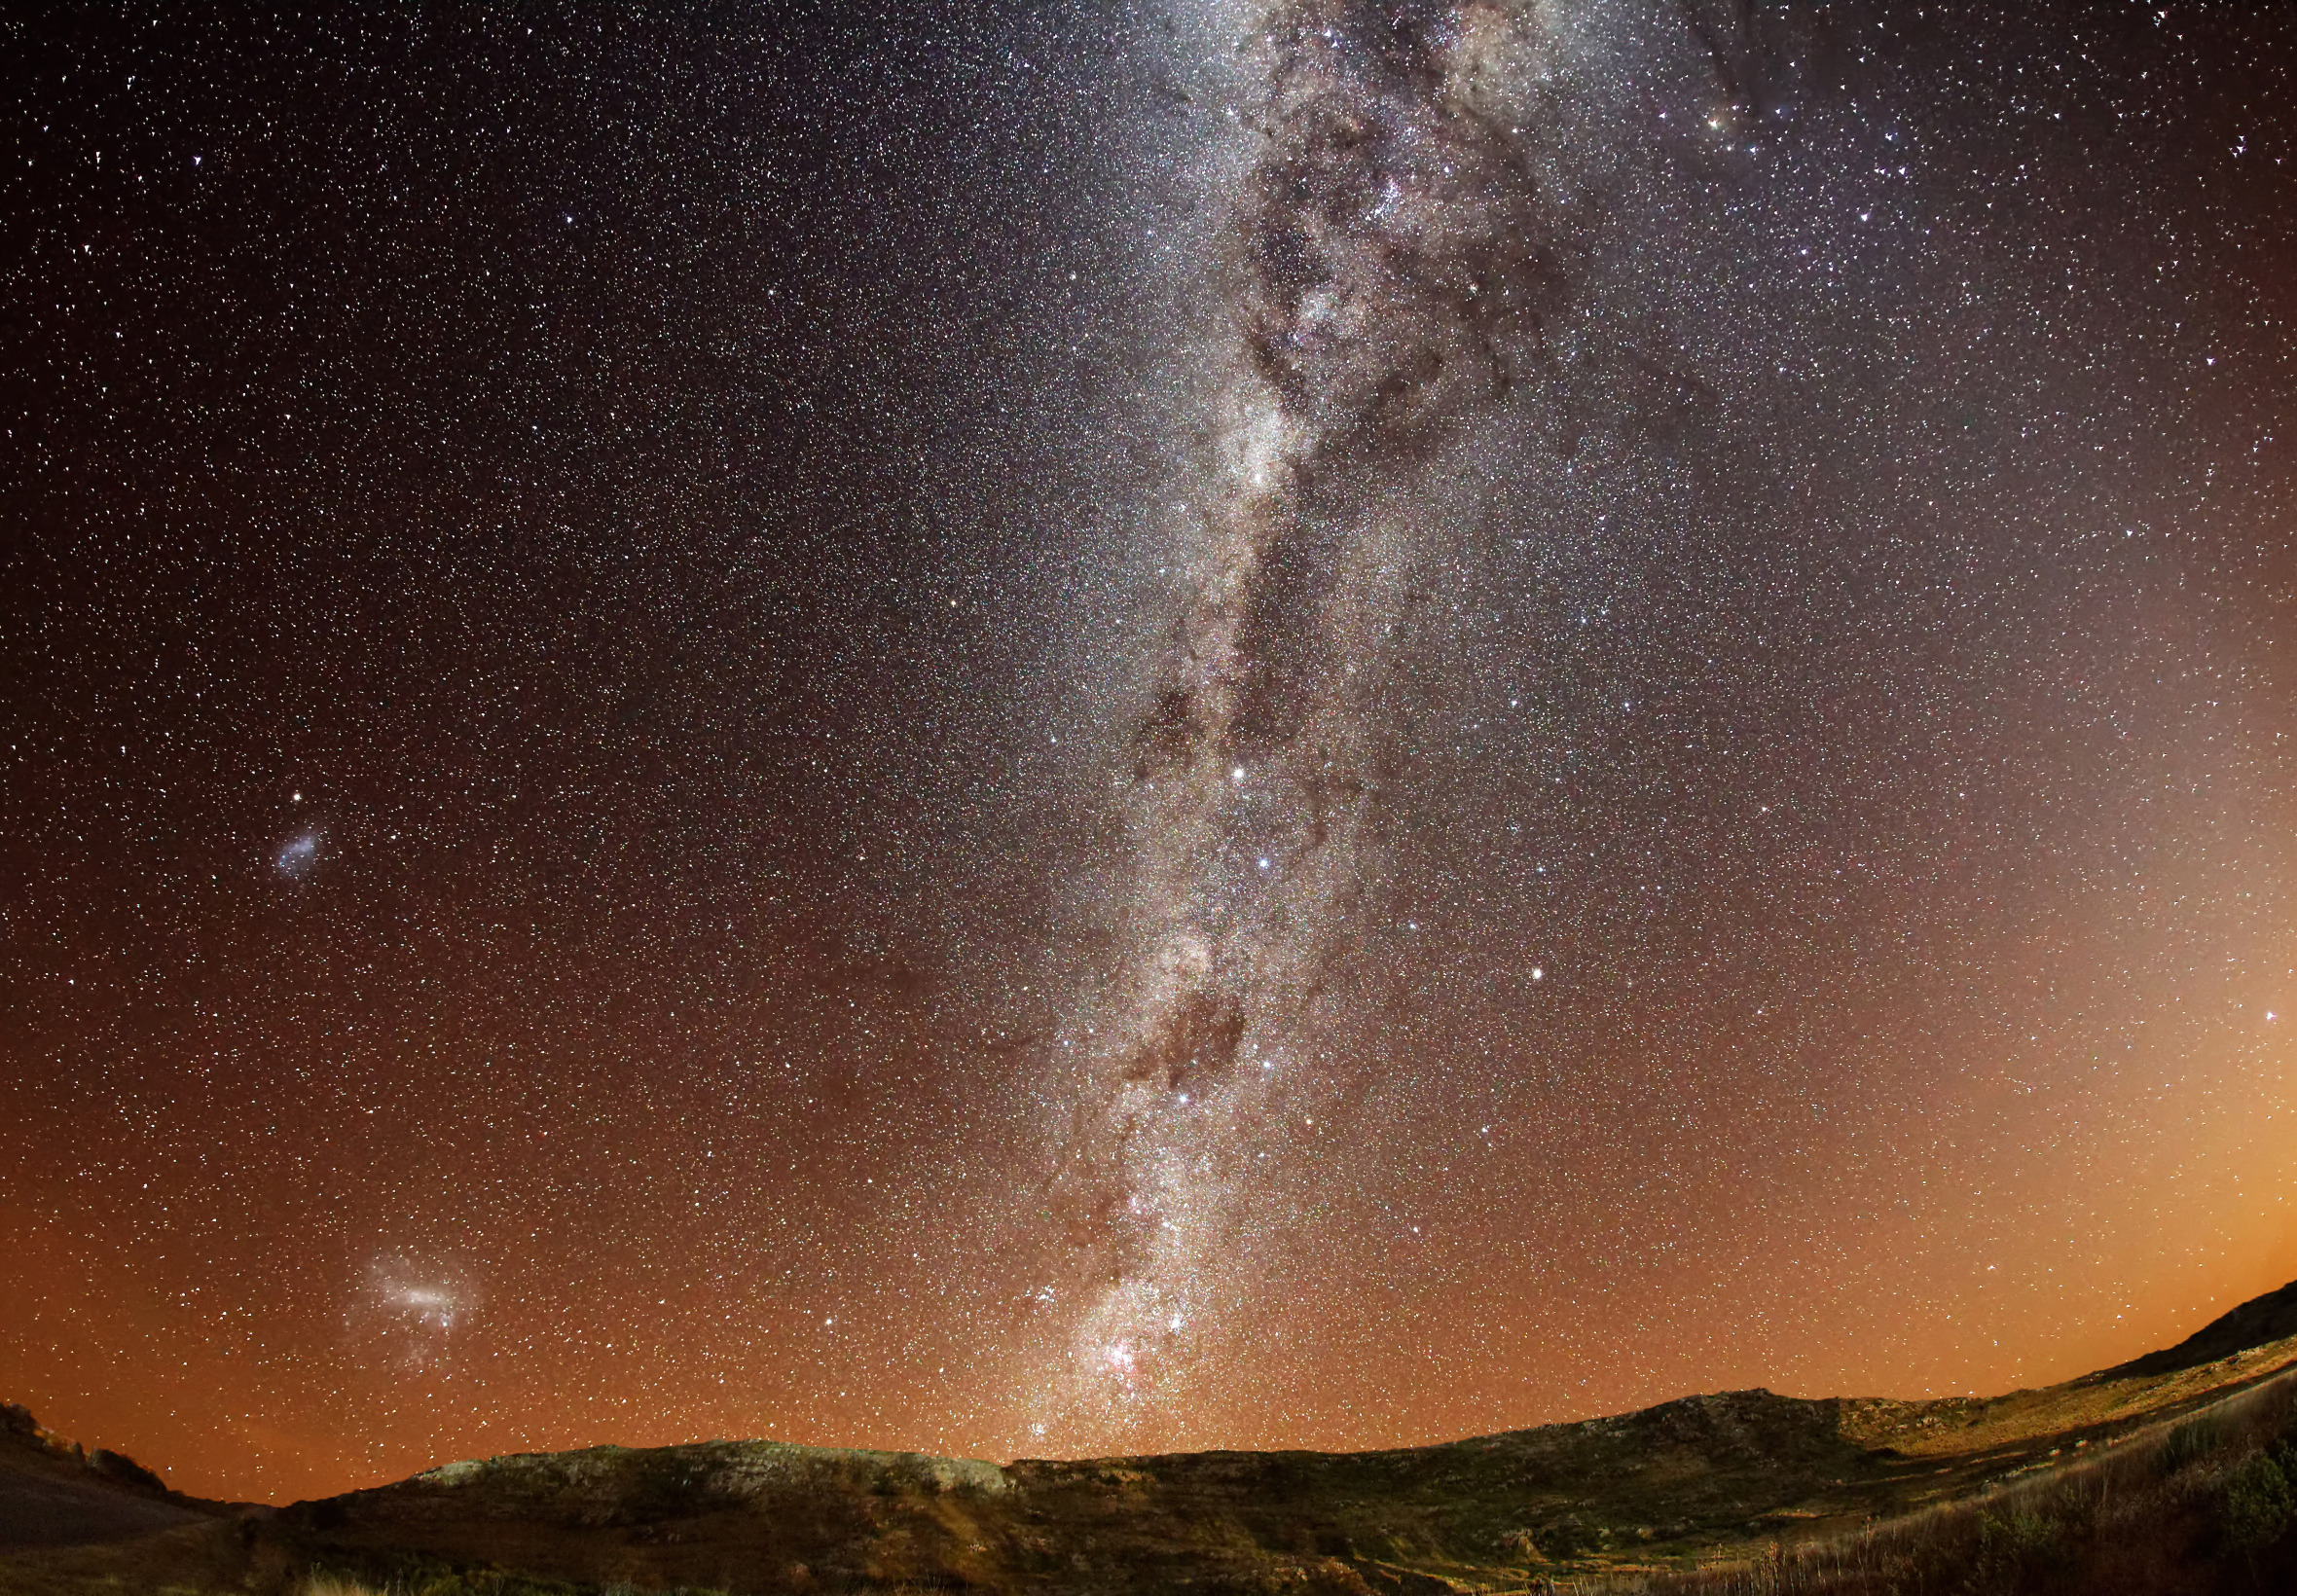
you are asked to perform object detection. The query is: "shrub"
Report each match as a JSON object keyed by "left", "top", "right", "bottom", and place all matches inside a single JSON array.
[
  {"left": 1535, "top": 1515, "right": 1603, "bottom": 1559},
  {"left": 1968, "top": 1507, "right": 2065, "bottom": 1591},
  {"left": 2218, "top": 1446, "right": 2297, "bottom": 1556}
]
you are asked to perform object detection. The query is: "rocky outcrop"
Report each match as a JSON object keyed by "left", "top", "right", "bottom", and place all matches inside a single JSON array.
[{"left": 0, "top": 1404, "right": 209, "bottom": 1550}]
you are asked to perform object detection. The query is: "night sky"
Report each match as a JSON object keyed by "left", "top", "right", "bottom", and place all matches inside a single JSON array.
[{"left": 4, "top": 2, "right": 2294, "bottom": 1506}]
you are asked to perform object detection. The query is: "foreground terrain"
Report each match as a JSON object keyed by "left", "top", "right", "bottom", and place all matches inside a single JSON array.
[{"left": 6, "top": 1280, "right": 2297, "bottom": 1594}]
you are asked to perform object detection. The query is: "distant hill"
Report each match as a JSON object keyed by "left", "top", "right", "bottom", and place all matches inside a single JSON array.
[
  {"left": 2105, "top": 1278, "right": 2297, "bottom": 1378},
  {"left": 7, "top": 1278, "right": 2297, "bottom": 1593}
]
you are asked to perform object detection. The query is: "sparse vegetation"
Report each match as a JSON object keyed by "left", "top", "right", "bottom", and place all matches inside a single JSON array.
[{"left": 292, "top": 1570, "right": 732, "bottom": 1596}]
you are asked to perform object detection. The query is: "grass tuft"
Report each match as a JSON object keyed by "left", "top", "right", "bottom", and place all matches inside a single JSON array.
[{"left": 300, "top": 1575, "right": 393, "bottom": 1596}]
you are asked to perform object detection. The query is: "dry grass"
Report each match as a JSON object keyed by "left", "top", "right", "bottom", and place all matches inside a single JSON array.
[
  {"left": 301, "top": 1576, "right": 394, "bottom": 1596},
  {"left": 1540, "top": 1360, "right": 2297, "bottom": 1595}
]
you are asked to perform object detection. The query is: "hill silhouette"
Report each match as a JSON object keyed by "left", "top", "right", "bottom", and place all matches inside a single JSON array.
[{"left": 2104, "top": 1278, "right": 2297, "bottom": 1379}]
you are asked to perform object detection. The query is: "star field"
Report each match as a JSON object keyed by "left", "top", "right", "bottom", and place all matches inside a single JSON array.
[{"left": 2, "top": 2, "right": 2294, "bottom": 1504}]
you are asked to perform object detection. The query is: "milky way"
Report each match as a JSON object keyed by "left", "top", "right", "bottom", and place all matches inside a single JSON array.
[{"left": 1028, "top": 0, "right": 1578, "bottom": 1431}]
